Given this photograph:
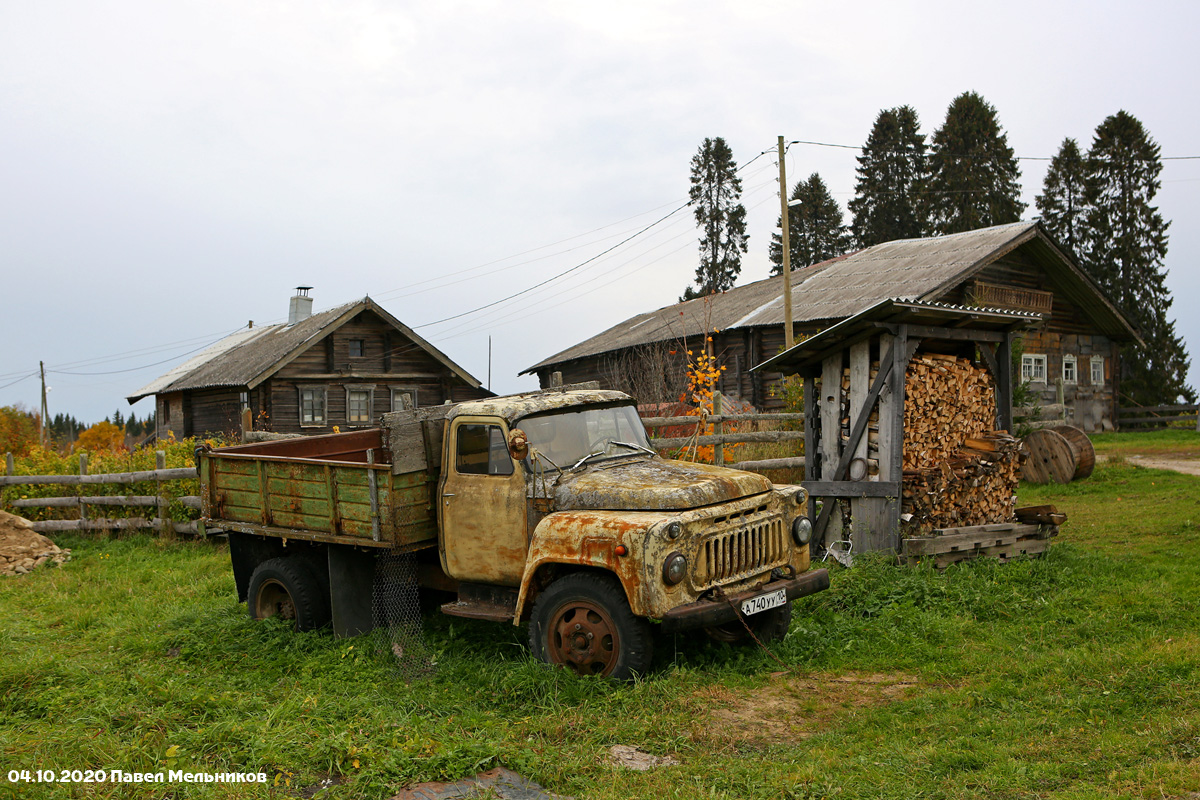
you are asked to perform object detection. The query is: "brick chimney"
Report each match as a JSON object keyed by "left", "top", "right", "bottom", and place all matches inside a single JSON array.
[{"left": 288, "top": 286, "right": 313, "bottom": 324}]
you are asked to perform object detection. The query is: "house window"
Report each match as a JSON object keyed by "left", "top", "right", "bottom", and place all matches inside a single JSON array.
[
  {"left": 1090, "top": 356, "right": 1105, "bottom": 386},
  {"left": 346, "top": 386, "right": 374, "bottom": 424},
  {"left": 1021, "top": 354, "right": 1047, "bottom": 383},
  {"left": 392, "top": 388, "right": 418, "bottom": 411},
  {"left": 455, "top": 424, "right": 513, "bottom": 476},
  {"left": 300, "top": 387, "right": 327, "bottom": 426},
  {"left": 1062, "top": 354, "right": 1077, "bottom": 385},
  {"left": 348, "top": 339, "right": 364, "bottom": 358}
]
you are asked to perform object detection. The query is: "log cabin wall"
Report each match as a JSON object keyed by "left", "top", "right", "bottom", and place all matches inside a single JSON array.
[
  {"left": 938, "top": 254, "right": 1120, "bottom": 431},
  {"left": 173, "top": 309, "right": 488, "bottom": 437}
]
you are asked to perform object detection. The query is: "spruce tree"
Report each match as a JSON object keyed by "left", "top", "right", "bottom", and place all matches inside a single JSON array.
[
  {"left": 923, "top": 92, "right": 1024, "bottom": 235},
  {"left": 848, "top": 105, "right": 928, "bottom": 247},
  {"left": 1036, "top": 138, "right": 1087, "bottom": 254},
  {"left": 769, "top": 173, "right": 850, "bottom": 274},
  {"left": 682, "top": 137, "right": 748, "bottom": 300},
  {"left": 1080, "top": 111, "right": 1193, "bottom": 404}
]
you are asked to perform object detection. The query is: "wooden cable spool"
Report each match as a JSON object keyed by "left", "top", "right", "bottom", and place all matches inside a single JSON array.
[
  {"left": 1020, "top": 426, "right": 1094, "bottom": 484},
  {"left": 1051, "top": 425, "right": 1095, "bottom": 479}
]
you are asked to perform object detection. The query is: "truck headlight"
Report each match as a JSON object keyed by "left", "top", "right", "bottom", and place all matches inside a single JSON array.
[
  {"left": 792, "top": 517, "right": 813, "bottom": 546},
  {"left": 665, "top": 521, "right": 682, "bottom": 540},
  {"left": 662, "top": 552, "right": 687, "bottom": 585}
]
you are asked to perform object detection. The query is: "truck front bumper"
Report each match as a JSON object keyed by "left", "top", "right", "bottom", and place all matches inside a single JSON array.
[{"left": 658, "top": 568, "right": 830, "bottom": 632}]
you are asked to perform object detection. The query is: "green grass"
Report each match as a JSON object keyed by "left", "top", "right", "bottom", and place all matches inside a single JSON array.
[
  {"left": 3, "top": 457, "right": 1200, "bottom": 798},
  {"left": 1090, "top": 427, "right": 1200, "bottom": 458}
]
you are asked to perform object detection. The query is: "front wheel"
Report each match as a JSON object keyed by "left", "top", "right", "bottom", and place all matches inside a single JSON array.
[
  {"left": 528, "top": 573, "right": 653, "bottom": 681},
  {"left": 705, "top": 602, "right": 791, "bottom": 645},
  {"left": 247, "top": 557, "right": 331, "bottom": 631}
]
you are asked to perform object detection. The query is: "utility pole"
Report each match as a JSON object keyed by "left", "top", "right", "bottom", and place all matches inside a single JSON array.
[
  {"left": 39, "top": 361, "right": 48, "bottom": 449},
  {"left": 778, "top": 136, "right": 794, "bottom": 349}
]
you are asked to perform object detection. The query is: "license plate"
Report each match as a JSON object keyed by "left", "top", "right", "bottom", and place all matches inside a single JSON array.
[{"left": 741, "top": 588, "right": 787, "bottom": 616}]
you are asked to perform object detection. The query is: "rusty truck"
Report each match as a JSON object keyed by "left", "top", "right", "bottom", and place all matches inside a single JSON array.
[{"left": 197, "top": 386, "right": 828, "bottom": 679}]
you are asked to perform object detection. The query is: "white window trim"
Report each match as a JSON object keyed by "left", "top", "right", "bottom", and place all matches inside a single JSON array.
[
  {"left": 1021, "top": 354, "right": 1047, "bottom": 383},
  {"left": 299, "top": 385, "right": 328, "bottom": 427},
  {"left": 391, "top": 386, "right": 420, "bottom": 412},
  {"left": 345, "top": 384, "right": 376, "bottom": 425},
  {"left": 1090, "top": 356, "right": 1105, "bottom": 386},
  {"left": 1062, "top": 354, "right": 1078, "bottom": 385}
]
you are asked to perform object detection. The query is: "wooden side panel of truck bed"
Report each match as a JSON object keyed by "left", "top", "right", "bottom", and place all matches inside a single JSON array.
[{"left": 201, "top": 429, "right": 438, "bottom": 551}]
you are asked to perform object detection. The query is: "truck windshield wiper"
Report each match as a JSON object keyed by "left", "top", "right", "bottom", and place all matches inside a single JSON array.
[
  {"left": 611, "top": 441, "right": 657, "bottom": 456},
  {"left": 570, "top": 451, "right": 605, "bottom": 471}
]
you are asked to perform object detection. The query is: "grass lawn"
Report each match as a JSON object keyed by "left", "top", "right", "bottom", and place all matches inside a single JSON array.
[
  {"left": 2, "top": 456, "right": 1200, "bottom": 798},
  {"left": 1089, "top": 427, "right": 1200, "bottom": 459}
]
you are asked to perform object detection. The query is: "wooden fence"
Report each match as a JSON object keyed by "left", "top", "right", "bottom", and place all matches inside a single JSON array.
[
  {"left": 641, "top": 408, "right": 805, "bottom": 471},
  {"left": 1, "top": 451, "right": 203, "bottom": 536},
  {"left": 1117, "top": 404, "right": 1200, "bottom": 429}
]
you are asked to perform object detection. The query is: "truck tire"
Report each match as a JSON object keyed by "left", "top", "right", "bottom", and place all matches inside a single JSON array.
[
  {"left": 705, "top": 601, "right": 792, "bottom": 645},
  {"left": 248, "top": 557, "right": 331, "bottom": 632},
  {"left": 528, "top": 573, "right": 653, "bottom": 681}
]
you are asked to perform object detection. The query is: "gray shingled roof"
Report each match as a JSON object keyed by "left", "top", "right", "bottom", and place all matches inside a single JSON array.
[
  {"left": 522, "top": 221, "right": 1136, "bottom": 373},
  {"left": 128, "top": 298, "right": 481, "bottom": 402}
]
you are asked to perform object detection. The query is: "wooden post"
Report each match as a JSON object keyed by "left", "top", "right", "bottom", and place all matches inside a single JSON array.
[
  {"left": 5, "top": 453, "right": 12, "bottom": 477},
  {"left": 803, "top": 375, "right": 818, "bottom": 528},
  {"left": 849, "top": 339, "right": 872, "bottom": 546},
  {"left": 366, "top": 449, "right": 381, "bottom": 542},
  {"left": 78, "top": 453, "right": 88, "bottom": 524},
  {"left": 550, "top": 371, "right": 563, "bottom": 389},
  {"left": 241, "top": 407, "right": 252, "bottom": 440},
  {"left": 777, "top": 135, "right": 794, "bottom": 350},
  {"left": 872, "top": 333, "right": 899, "bottom": 553},
  {"left": 820, "top": 354, "right": 843, "bottom": 546},
  {"left": 997, "top": 332, "right": 1014, "bottom": 433},
  {"left": 712, "top": 393, "right": 724, "bottom": 467},
  {"left": 157, "top": 450, "right": 174, "bottom": 539}
]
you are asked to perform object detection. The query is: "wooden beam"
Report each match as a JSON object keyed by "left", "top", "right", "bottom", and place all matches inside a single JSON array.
[{"left": 803, "top": 481, "right": 900, "bottom": 498}]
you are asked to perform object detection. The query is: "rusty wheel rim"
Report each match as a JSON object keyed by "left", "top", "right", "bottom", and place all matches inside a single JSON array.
[
  {"left": 254, "top": 579, "right": 297, "bottom": 622},
  {"left": 547, "top": 600, "right": 619, "bottom": 676}
]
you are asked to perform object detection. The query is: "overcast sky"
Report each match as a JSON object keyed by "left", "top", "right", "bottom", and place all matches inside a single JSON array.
[{"left": 2, "top": 0, "right": 1197, "bottom": 427}]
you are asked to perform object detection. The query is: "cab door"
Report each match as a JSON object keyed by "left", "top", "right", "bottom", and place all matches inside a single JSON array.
[{"left": 439, "top": 416, "right": 528, "bottom": 586}]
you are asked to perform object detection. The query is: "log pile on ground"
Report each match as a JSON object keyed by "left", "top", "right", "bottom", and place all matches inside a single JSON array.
[
  {"left": 900, "top": 354, "right": 1022, "bottom": 535},
  {"left": 0, "top": 510, "right": 71, "bottom": 576}
]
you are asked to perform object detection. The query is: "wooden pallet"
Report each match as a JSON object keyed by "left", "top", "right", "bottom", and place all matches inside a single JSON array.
[{"left": 902, "top": 522, "right": 1057, "bottom": 568}]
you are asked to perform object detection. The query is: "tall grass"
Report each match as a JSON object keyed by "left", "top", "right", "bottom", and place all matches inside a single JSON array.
[{"left": 1, "top": 458, "right": 1198, "bottom": 797}]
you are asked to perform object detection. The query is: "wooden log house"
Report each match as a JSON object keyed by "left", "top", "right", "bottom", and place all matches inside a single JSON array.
[
  {"left": 523, "top": 221, "right": 1139, "bottom": 431},
  {"left": 128, "top": 290, "right": 491, "bottom": 440}
]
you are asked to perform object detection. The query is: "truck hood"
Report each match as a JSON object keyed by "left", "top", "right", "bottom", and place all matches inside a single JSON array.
[{"left": 552, "top": 458, "right": 771, "bottom": 511}]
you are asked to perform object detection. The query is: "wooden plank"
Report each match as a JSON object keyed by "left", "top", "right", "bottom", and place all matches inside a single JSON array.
[
  {"left": 641, "top": 413, "right": 806, "bottom": 427},
  {"left": 803, "top": 481, "right": 900, "bottom": 498},
  {"left": 849, "top": 339, "right": 872, "bottom": 551},
  {"left": 11, "top": 496, "right": 159, "bottom": 508},
  {"left": 1118, "top": 404, "right": 1198, "bottom": 415},
  {"left": 651, "top": 430, "right": 805, "bottom": 448},
  {"left": 31, "top": 518, "right": 154, "bottom": 532},
  {"left": 0, "top": 468, "right": 198, "bottom": 487}
]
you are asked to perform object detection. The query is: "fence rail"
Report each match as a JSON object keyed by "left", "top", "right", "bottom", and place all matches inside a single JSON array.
[
  {"left": 641, "top": 408, "right": 805, "bottom": 470},
  {"left": 1118, "top": 404, "right": 1200, "bottom": 429},
  {"left": 2, "top": 451, "right": 202, "bottom": 536}
]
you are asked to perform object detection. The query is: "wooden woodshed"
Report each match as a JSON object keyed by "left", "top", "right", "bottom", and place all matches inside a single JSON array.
[{"left": 753, "top": 299, "right": 1042, "bottom": 555}]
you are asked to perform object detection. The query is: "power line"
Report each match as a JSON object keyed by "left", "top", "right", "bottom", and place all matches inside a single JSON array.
[{"left": 787, "top": 138, "right": 1200, "bottom": 161}]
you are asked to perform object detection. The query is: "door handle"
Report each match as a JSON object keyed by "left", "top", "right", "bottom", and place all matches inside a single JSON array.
[{"left": 443, "top": 493, "right": 456, "bottom": 498}]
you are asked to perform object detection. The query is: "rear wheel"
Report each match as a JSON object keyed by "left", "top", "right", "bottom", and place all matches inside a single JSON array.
[
  {"left": 529, "top": 573, "right": 652, "bottom": 681},
  {"left": 248, "top": 557, "right": 331, "bottom": 631},
  {"left": 705, "top": 602, "right": 791, "bottom": 645}
]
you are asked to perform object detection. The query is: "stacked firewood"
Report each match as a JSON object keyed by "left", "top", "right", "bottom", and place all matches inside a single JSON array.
[{"left": 900, "top": 354, "right": 1021, "bottom": 534}]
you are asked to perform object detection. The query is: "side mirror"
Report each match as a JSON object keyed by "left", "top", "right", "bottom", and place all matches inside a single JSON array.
[{"left": 508, "top": 428, "right": 530, "bottom": 461}]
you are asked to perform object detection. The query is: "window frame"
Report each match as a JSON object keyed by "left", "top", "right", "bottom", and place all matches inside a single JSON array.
[
  {"left": 454, "top": 423, "right": 514, "bottom": 476},
  {"left": 391, "top": 387, "right": 420, "bottom": 412},
  {"left": 344, "top": 384, "right": 375, "bottom": 426},
  {"left": 1062, "top": 354, "right": 1077, "bottom": 385},
  {"left": 348, "top": 338, "right": 365, "bottom": 359},
  {"left": 298, "top": 385, "right": 328, "bottom": 427},
  {"left": 1020, "top": 354, "right": 1047, "bottom": 383},
  {"left": 1090, "top": 356, "right": 1105, "bottom": 387}
]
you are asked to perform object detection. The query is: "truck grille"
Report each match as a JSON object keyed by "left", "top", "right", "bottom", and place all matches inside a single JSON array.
[{"left": 694, "top": 513, "right": 789, "bottom": 589}]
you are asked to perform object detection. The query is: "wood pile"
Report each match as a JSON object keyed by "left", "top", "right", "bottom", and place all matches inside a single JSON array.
[{"left": 899, "top": 354, "right": 1021, "bottom": 535}]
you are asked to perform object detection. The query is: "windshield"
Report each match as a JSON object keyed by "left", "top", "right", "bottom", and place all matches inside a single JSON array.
[{"left": 517, "top": 404, "right": 652, "bottom": 470}]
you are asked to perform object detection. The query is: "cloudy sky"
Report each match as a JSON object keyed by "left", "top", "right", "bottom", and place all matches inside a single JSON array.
[{"left": 2, "top": 0, "right": 1197, "bottom": 426}]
